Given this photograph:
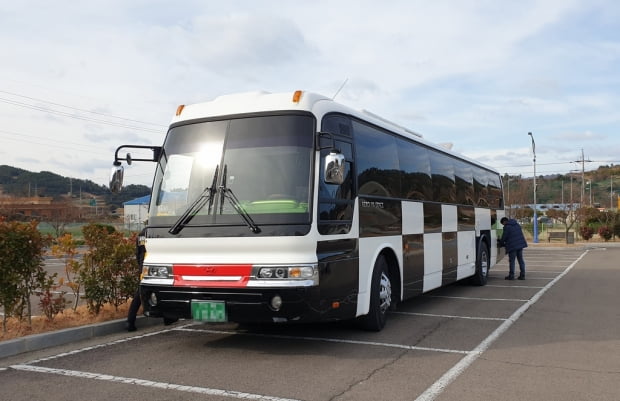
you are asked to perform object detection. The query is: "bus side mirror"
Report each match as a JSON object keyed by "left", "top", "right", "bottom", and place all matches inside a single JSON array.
[
  {"left": 109, "top": 164, "right": 124, "bottom": 193},
  {"left": 324, "top": 150, "right": 345, "bottom": 185}
]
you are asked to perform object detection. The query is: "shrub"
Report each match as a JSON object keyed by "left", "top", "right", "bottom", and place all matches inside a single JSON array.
[
  {"left": 598, "top": 226, "right": 613, "bottom": 242},
  {"left": 51, "top": 233, "right": 83, "bottom": 311},
  {"left": 0, "top": 218, "right": 53, "bottom": 332},
  {"left": 579, "top": 226, "right": 594, "bottom": 241},
  {"left": 80, "top": 224, "right": 139, "bottom": 314},
  {"left": 37, "top": 275, "right": 69, "bottom": 321}
]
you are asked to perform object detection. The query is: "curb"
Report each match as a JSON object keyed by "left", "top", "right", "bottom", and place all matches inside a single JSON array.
[{"left": 0, "top": 316, "right": 161, "bottom": 359}]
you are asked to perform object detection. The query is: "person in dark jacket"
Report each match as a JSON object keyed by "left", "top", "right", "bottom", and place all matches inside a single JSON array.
[
  {"left": 126, "top": 228, "right": 146, "bottom": 332},
  {"left": 499, "top": 217, "right": 527, "bottom": 280}
]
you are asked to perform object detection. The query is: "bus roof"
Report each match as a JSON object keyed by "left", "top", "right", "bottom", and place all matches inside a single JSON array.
[{"left": 171, "top": 90, "right": 499, "bottom": 174}]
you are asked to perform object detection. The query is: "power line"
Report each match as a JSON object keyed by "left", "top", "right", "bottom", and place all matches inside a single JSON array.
[
  {"left": 0, "top": 128, "right": 96, "bottom": 150},
  {"left": 0, "top": 130, "right": 106, "bottom": 156},
  {"left": 0, "top": 97, "right": 164, "bottom": 133},
  {"left": 0, "top": 89, "right": 166, "bottom": 128}
]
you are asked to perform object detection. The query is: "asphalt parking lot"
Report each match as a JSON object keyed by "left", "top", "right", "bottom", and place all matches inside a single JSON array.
[{"left": 1, "top": 245, "right": 619, "bottom": 401}]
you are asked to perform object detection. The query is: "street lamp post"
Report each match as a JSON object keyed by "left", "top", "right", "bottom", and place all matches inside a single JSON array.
[{"left": 528, "top": 132, "right": 538, "bottom": 243}]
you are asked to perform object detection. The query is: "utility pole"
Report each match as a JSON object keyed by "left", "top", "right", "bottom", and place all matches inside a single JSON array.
[
  {"left": 611, "top": 175, "right": 615, "bottom": 210},
  {"left": 574, "top": 149, "right": 591, "bottom": 208},
  {"left": 528, "top": 132, "right": 538, "bottom": 243}
]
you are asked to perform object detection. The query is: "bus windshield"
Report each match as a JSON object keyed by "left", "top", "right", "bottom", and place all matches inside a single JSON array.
[{"left": 149, "top": 114, "right": 315, "bottom": 229}]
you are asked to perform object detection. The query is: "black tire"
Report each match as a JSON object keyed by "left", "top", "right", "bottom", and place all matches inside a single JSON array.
[
  {"left": 471, "top": 240, "right": 490, "bottom": 286},
  {"left": 163, "top": 317, "right": 179, "bottom": 326},
  {"left": 358, "top": 255, "right": 392, "bottom": 331}
]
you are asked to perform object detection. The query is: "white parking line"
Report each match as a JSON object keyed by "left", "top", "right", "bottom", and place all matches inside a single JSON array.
[
  {"left": 488, "top": 276, "right": 557, "bottom": 281},
  {"left": 511, "top": 270, "right": 564, "bottom": 273},
  {"left": 486, "top": 285, "right": 545, "bottom": 289},
  {"left": 414, "top": 249, "right": 589, "bottom": 401},
  {"left": 10, "top": 364, "right": 300, "bottom": 401},
  {"left": 175, "top": 327, "right": 470, "bottom": 355},
  {"left": 391, "top": 311, "right": 507, "bottom": 321},
  {"left": 425, "top": 295, "right": 529, "bottom": 302},
  {"left": 24, "top": 327, "right": 182, "bottom": 364}
]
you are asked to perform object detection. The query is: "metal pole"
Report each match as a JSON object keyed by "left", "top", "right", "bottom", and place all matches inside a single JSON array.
[
  {"left": 570, "top": 174, "right": 573, "bottom": 210},
  {"left": 528, "top": 132, "right": 538, "bottom": 243},
  {"left": 581, "top": 149, "right": 585, "bottom": 207},
  {"left": 506, "top": 177, "right": 513, "bottom": 217}
]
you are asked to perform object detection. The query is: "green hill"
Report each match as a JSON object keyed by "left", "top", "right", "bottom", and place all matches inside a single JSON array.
[{"left": 0, "top": 165, "right": 150, "bottom": 210}]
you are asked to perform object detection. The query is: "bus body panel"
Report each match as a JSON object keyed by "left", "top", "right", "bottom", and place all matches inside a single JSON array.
[{"left": 144, "top": 235, "right": 319, "bottom": 266}]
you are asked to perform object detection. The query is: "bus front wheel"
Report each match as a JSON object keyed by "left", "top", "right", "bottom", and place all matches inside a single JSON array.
[{"left": 358, "top": 255, "right": 392, "bottom": 332}]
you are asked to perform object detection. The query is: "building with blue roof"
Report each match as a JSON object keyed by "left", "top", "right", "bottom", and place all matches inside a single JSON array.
[{"left": 123, "top": 195, "right": 150, "bottom": 230}]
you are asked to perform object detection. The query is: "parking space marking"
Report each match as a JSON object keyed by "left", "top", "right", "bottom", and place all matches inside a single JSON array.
[
  {"left": 175, "top": 327, "right": 471, "bottom": 355},
  {"left": 512, "top": 270, "right": 565, "bottom": 273},
  {"left": 414, "top": 249, "right": 589, "bottom": 401},
  {"left": 391, "top": 311, "right": 507, "bottom": 321},
  {"left": 10, "top": 364, "right": 300, "bottom": 401},
  {"left": 486, "top": 284, "right": 545, "bottom": 289},
  {"left": 488, "top": 276, "right": 557, "bottom": 281},
  {"left": 425, "top": 295, "right": 529, "bottom": 302},
  {"left": 23, "top": 327, "right": 184, "bottom": 365}
]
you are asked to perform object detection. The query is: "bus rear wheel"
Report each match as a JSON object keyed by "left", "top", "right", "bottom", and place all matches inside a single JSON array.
[
  {"left": 358, "top": 255, "right": 392, "bottom": 331},
  {"left": 471, "top": 240, "right": 490, "bottom": 286}
]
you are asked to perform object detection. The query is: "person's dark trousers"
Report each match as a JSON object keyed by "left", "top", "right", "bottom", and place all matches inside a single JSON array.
[
  {"left": 126, "top": 288, "right": 141, "bottom": 331},
  {"left": 507, "top": 248, "right": 526, "bottom": 278}
]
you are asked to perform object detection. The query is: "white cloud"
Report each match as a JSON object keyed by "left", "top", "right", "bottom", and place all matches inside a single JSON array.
[{"left": 0, "top": 0, "right": 619, "bottom": 185}]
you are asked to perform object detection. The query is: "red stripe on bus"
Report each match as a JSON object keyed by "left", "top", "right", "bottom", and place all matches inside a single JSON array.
[
  {"left": 173, "top": 264, "right": 252, "bottom": 276},
  {"left": 172, "top": 264, "right": 252, "bottom": 288}
]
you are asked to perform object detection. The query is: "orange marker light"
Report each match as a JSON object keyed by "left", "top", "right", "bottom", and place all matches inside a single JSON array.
[
  {"left": 175, "top": 105, "right": 185, "bottom": 116},
  {"left": 292, "top": 90, "right": 303, "bottom": 103},
  {"left": 332, "top": 301, "right": 340, "bottom": 309}
]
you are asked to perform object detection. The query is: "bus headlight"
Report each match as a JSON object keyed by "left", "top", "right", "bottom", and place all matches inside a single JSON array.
[
  {"left": 256, "top": 265, "right": 317, "bottom": 280},
  {"left": 142, "top": 265, "right": 173, "bottom": 284}
]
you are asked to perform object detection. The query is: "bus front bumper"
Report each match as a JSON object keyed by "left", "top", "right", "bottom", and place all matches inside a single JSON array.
[{"left": 139, "top": 285, "right": 347, "bottom": 324}]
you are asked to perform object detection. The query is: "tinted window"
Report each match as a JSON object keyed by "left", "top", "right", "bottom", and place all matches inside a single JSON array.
[
  {"left": 354, "top": 120, "right": 401, "bottom": 198},
  {"left": 487, "top": 172, "right": 503, "bottom": 208},
  {"left": 429, "top": 151, "right": 456, "bottom": 203},
  {"left": 322, "top": 114, "right": 352, "bottom": 136},
  {"left": 454, "top": 159, "right": 474, "bottom": 205},
  {"left": 319, "top": 115, "right": 355, "bottom": 235},
  {"left": 397, "top": 138, "right": 432, "bottom": 201},
  {"left": 473, "top": 167, "right": 489, "bottom": 207}
]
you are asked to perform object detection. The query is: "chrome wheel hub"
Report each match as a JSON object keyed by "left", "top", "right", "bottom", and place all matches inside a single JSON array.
[{"left": 379, "top": 272, "right": 392, "bottom": 313}]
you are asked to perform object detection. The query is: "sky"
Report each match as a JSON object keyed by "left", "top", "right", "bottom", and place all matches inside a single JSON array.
[{"left": 1, "top": 0, "right": 619, "bottom": 189}]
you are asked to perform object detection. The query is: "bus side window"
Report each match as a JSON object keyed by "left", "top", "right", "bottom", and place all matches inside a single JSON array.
[
  {"left": 318, "top": 141, "right": 354, "bottom": 235},
  {"left": 430, "top": 151, "right": 456, "bottom": 204}
]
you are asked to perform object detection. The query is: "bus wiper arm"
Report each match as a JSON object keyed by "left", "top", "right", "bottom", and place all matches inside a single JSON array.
[
  {"left": 219, "top": 186, "right": 261, "bottom": 234},
  {"left": 168, "top": 165, "right": 219, "bottom": 235}
]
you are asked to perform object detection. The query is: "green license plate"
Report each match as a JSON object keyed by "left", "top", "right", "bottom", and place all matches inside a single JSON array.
[{"left": 191, "top": 301, "right": 227, "bottom": 322}]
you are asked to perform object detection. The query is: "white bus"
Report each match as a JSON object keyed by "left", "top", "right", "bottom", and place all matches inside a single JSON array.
[{"left": 111, "top": 90, "right": 505, "bottom": 331}]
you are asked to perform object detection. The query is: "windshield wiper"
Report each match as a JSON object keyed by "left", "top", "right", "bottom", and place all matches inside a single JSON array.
[
  {"left": 168, "top": 165, "right": 219, "bottom": 235},
  {"left": 219, "top": 166, "right": 261, "bottom": 234}
]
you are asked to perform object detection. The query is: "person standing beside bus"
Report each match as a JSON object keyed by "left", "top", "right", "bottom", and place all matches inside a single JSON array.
[
  {"left": 126, "top": 228, "right": 146, "bottom": 332},
  {"left": 499, "top": 217, "right": 527, "bottom": 280}
]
